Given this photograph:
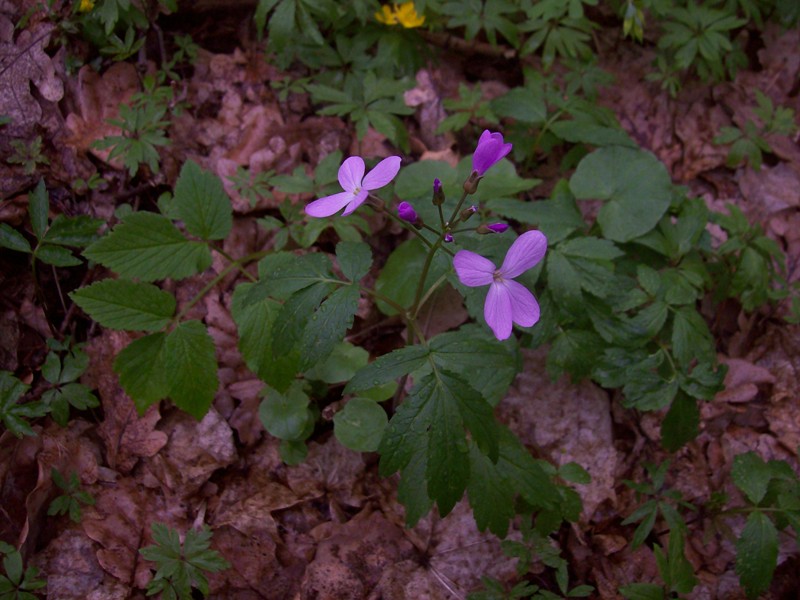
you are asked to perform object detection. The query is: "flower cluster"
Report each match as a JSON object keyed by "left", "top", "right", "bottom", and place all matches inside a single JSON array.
[
  {"left": 375, "top": 2, "right": 425, "bottom": 28},
  {"left": 304, "top": 130, "right": 545, "bottom": 340}
]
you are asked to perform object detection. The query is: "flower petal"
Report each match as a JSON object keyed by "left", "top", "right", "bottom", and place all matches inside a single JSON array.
[
  {"left": 361, "top": 156, "right": 402, "bottom": 190},
  {"left": 499, "top": 230, "right": 548, "bottom": 279},
  {"left": 305, "top": 191, "right": 356, "bottom": 217},
  {"left": 504, "top": 279, "right": 540, "bottom": 327},
  {"left": 340, "top": 189, "right": 369, "bottom": 216},
  {"left": 453, "top": 250, "right": 496, "bottom": 287},
  {"left": 472, "top": 130, "right": 512, "bottom": 176},
  {"left": 338, "top": 156, "right": 365, "bottom": 192},
  {"left": 485, "top": 282, "right": 513, "bottom": 340}
]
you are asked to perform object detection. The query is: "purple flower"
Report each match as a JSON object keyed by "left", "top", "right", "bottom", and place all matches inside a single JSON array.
[
  {"left": 444, "top": 233, "right": 454, "bottom": 243},
  {"left": 397, "top": 201, "right": 418, "bottom": 223},
  {"left": 453, "top": 230, "right": 547, "bottom": 340},
  {"left": 472, "top": 130, "right": 512, "bottom": 176},
  {"left": 306, "top": 155, "right": 401, "bottom": 218},
  {"left": 480, "top": 223, "right": 509, "bottom": 234}
]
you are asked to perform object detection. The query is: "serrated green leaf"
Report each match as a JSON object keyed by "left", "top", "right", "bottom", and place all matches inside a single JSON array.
[
  {"left": 257, "top": 251, "right": 333, "bottom": 298},
  {"left": 467, "top": 441, "right": 516, "bottom": 537},
  {"left": 736, "top": 511, "right": 778, "bottom": 599},
  {"left": 70, "top": 279, "right": 176, "bottom": 331},
  {"left": 230, "top": 282, "right": 290, "bottom": 386},
  {"left": 83, "top": 212, "right": 211, "bottom": 282},
  {"left": 29, "top": 179, "right": 49, "bottom": 240},
  {"left": 336, "top": 241, "right": 372, "bottom": 282},
  {"left": 114, "top": 333, "right": 170, "bottom": 413},
  {"left": 671, "top": 307, "right": 713, "bottom": 368},
  {"left": 661, "top": 393, "right": 699, "bottom": 452},
  {"left": 559, "top": 462, "right": 591, "bottom": 484},
  {"left": 164, "top": 321, "right": 219, "bottom": 419},
  {"left": 299, "top": 285, "right": 360, "bottom": 371},
  {"left": 34, "top": 244, "right": 82, "bottom": 267},
  {"left": 43, "top": 215, "right": 103, "bottom": 247},
  {"left": 173, "top": 160, "right": 233, "bottom": 241},
  {"left": 345, "top": 345, "right": 429, "bottom": 394},
  {"left": 732, "top": 452, "right": 771, "bottom": 505},
  {"left": 619, "top": 583, "right": 664, "bottom": 600},
  {"left": 0, "top": 223, "right": 32, "bottom": 253},
  {"left": 570, "top": 147, "right": 672, "bottom": 242},
  {"left": 333, "top": 397, "right": 387, "bottom": 452}
]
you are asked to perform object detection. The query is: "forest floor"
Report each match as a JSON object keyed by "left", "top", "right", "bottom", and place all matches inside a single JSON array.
[{"left": 1, "top": 1, "right": 800, "bottom": 598}]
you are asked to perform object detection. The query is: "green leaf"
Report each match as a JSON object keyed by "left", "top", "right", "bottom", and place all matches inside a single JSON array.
[
  {"left": 173, "top": 160, "right": 233, "bottom": 241},
  {"left": 0, "top": 371, "right": 47, "bottom": 437},
  {"left": 661, "top": 393, "right": 699, "bottom": 452},
  {"left": 619, "top": 583, "right": 664, "bottom": 600},
  {"left": 29, "top": 179, "right": 49, "bottom": 240},
  {"left": 490, "top": 86, "right": 546, "bottom": 124},
  {"left": 334, "top": 397, "right": 388, "bottom": 452},
  {"left": 34, "top": 244, "right": 82, "bottom": 267},
  {"left": 43, "top": 215, "right": 103, "bottom": 247},
  {"left": 83, "top": 212, "right": 211, "bottom": 282},
  {"left": 732, "top": 452, "right": 771, "bottom": 505},
  {"left": 345, "top": 345, "right": 429, "bottom": 394},
  {"left": 163, "top": 321, "right": 219, "bottom": 419},
  {"left": 671, "top": 307, "right": 714, "bottom": 368},
  {"left": 113, "top": 333, "right": 170, "bottom": 413},
  {"left": 736, "top": 511, "right": 778, "bottom": 599},
  {"left": 70, "top": 279, "right": 176, "bottom": 331},
  {"left": 304, "top": 341, "right": 369, "bottom": 383},
  {"left": 230, "top": 282, "right": 291, "bottom": 386},
  {"left": 336, "top": 241, "right": 372, "bottom": 282},
  {"left": 257, "top": 251, "right": 332, "bottom": 298},
  {"left": 467, "top": 441, "right": 517, "bottom": 536},
  {"left": 375, "top": 239, "right": 450, "bottom": 315},
  {"left": 299, "top": 285, "right": 360, "bottom": 371},
  {"left": 559, "top": 462, "right": 591, "bottom": 484},
  {"left": 259, "top": 383, "right": 312, "bottom": 441},
  {"left": 569, "top": 147, "right": 673, "bottom": 242},
  {"left": 0, "top": 223, "right": 32, "bottom": 253}
]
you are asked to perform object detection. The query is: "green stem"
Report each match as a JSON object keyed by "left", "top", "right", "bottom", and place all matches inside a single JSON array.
[
  {"left": 413, "top": 272, "right": 449, "bottom": 319},
  {"left": 213, "top": 244, "right": 258, "bottom": 282},
  {"left": 447, "top": 189, "right": 471, "bottom": 227}
]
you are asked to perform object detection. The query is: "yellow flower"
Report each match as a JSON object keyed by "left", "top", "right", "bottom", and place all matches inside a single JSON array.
[
  {"left": 374, "top": 3, "right": 425, "bottom": 28},
  {"left": 78, "top": 0, "right": 94, "bottom": 12}
]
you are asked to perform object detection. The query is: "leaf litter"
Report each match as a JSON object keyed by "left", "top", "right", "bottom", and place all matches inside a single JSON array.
[{"left": 1, "top": 4, "right": 800, "bottom": 599}]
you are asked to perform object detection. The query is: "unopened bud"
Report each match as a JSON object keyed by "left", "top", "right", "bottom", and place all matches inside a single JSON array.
[
  {"left": 477, "top": 222, "right": 509, "bottom": 234},
  {"left": 397, "top": 201, "right": 418, "bottom": 224},
  {"left": 460, "top": 205, "right": 478, "bottom": 221},
  {"left": 432, "top": 178, "right": 445, "bottom": 205},
  {"left": 444, "top": 233, "right": 454, "bottom": 243},
  {"left": 463, "top": 170, "right": 480, "bottom": 195}
]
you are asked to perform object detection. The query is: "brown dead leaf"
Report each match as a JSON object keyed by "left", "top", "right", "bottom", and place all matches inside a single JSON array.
[
  {"left": 498, "top": 347, "right": 618, "bottom": 520},
  {"left": 139, "top": 408, "right": 236, "bottom": 498},
  {"left": 302, "top": 509, "right": 417, "bottom": 600},
  {"left": 286, "top": 438, "right": 367, "bottom": 509},
  {"left": 715, "top": 356, "right": 776, "bottom": 404},
  {"left": 738, "top": 163, "right": 800, "bottom": 215},
  {"left": 82, "top": 478, "right": 145, "bottom": 585},
  {"left": 83, "top": 331, "right": 168, "bottom": 473},
  {"left": 63, "top": 62, "right": 139, "bottom": 167},
  {"left": 0, "top": 429, "right": 41, "bottom": 549},
  {"left": 0, "top": 18, "right": 63, "bottom": 137}
]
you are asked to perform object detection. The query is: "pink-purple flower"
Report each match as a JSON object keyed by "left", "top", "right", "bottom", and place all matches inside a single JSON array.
[
  {"left": 305, "top": 155, "right": 401, "bottom": 218},
  {"left": 453, "top": 230, "right": 547, "bottom": 340},
  {"left": 472, "top": 130, "right": 512, "bottom": 176}
]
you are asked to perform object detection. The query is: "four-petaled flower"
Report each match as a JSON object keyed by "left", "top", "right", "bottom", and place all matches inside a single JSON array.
[
  {"left": 453, "top": 230, "right": 547, "bottom": 340},
  {"left": 375, "top": 2, "right": 425, "bottom": 28},
  {"left": 305, "top": 156, "right": 401, "bottom": 218},
  {"left": 473, "top": 130, "right": 512, "bottom": 176}
]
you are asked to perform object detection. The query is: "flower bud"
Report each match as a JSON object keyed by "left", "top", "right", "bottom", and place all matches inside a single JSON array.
[
  {"left": 432, "top": 178, "right": 445, "bottom": 205},
  {"left": 397, "top": 201, "right": 418, "bottom": 224},
  {"left": 460, "top": 205, "right": 478, "bottom": 222},
  {"left": 477, "top": 222, "right": 509, "bottom": 234},
  {"left": 444, "top": 233, "right": 454, "bottom": 243},
  {"left": 463, "top": 170, "right": 480, "bottom": 195}
]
